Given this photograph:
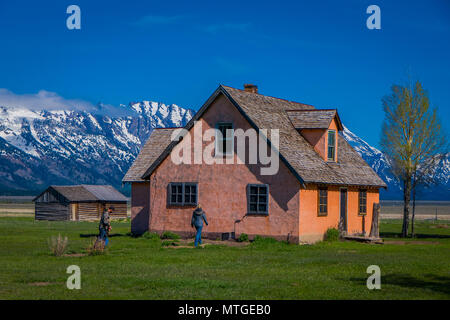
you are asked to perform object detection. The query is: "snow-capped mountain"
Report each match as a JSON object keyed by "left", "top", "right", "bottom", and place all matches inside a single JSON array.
[
  {"left": 0, "top": 101, "right": 448, "bottom": 199},
  {"left": 0, "top": 102, "right": 193, "bottom": 195},
  {"left": 342, "top": 126, "right": 449, "bottom": 200}
]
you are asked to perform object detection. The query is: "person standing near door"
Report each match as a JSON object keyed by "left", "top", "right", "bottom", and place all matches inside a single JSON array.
[{"left": 191, "top": 204, "right": 208, "bottom": 247}]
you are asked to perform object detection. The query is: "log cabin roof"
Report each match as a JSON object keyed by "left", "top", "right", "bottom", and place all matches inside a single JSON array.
[
  {"left": 123, "top": 85, "right": 386, "bottom": 188},
  {"left": 33, "top": 185, "right": 128, "bottom": 202}
]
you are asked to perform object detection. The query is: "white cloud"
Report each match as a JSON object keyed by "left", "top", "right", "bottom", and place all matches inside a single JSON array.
[
  {"left": 0, "top": 88, "right": 96, "bottom": 111},
  {"left": 0, "top": 88, "right": 132, "bottom": 117}
]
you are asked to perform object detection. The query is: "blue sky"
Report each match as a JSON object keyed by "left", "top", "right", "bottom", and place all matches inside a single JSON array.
[{"left": 0, "top": 0, "right": 449, "bottom": 147}]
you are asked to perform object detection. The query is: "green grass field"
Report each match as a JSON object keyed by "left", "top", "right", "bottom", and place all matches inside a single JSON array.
[{"left": 0, "top": 216, "right": 449, "bottom": 300}]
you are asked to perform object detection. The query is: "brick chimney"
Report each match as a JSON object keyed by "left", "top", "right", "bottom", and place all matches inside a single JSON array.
[{"left": 244, "top": 84, "right": 258, "bottom": 94}]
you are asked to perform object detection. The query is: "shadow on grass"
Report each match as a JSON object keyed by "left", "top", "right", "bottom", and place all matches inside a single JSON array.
[
  {"left": 380, "top": 232, "right": 450, "bottom": 239},
  {"left": 350, "top": 274, "right": 450, "bottom": 295}
]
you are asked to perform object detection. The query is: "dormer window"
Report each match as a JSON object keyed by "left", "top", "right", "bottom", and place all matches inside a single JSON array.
[
  {"left": 286, "top": 109, "right": 342, "bottom": 162},
  {"left": 215, "top": 122, "right": 233, "bottom": 156},
  {"left": 327, "top": 130, "right": 336, "bottom": 161}
]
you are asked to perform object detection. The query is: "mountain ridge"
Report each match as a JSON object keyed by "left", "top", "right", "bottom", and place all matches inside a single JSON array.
[{"left": 0, "top": 102, "right": 448, "bottom": 199}]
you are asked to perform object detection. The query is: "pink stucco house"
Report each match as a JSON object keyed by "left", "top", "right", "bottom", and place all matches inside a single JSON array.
[{"left": 123, "top": 84, "right": 386, "bottom": 243}]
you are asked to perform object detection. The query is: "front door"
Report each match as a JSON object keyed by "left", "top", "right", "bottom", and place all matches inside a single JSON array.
[{"left": 340, "top": 189, "right": 347, "bottom": 233}]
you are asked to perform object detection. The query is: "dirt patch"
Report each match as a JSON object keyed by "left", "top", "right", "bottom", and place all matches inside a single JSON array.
[
  {"left": 64, "top": 253, "right": 86, "bottom": 257},
  {"left": 384, "top": 240, "right": 440, "bottom": 245},
  {"left": 29, "top": 282, "right": 53, "bottom": 286},
  {"left": 430, "top": 224, "right": 449, "bottom": 229}
]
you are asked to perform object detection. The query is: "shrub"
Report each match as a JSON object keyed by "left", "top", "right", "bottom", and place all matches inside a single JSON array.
[
  {"left": 48, "top": 234, "right": 68, "bottom": 256},
  {"left": 237, "top": 233, "right": 249, "bottom": 242},
  {"left": 142, "top": 231, "right": 161, "bottom": 241},
  {"left": 251, "top": 235, "right": 279, "bottom": 246},
  {"left": 86, "top": 238, "right": 106, "bottom": 256},
  {"left": 161, "top": 240, "right": 179, "bottom": 247},
  {"left": 325, "top": 228, "right": 340, "bottom": 242},
  {"left": 161, "top": 231, "right": 181, "bottom": 240}
]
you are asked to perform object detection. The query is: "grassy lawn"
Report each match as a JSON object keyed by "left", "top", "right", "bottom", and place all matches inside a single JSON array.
[{"left": 0, "top": 217, "right": 448, "bottom": 299}]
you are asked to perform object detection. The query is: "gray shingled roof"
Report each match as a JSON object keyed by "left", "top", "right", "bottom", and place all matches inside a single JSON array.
[
  {"left": 122, "top": 128, "right": 176, "bottom": 182},
  {"left": 40, "top": 185, "right": 128, "bottom": 202},
  {"left": 124, "top": 85, "right": 386, "bottom": 188},
  {"left": 287, "top": 109, "right": 343, "bottom": 130},
  {"left": 222, "top": 86, "right": 386, "bottom": 187}
]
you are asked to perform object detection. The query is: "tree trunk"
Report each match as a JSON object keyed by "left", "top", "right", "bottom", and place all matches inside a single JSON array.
[
  {"left": 411, "top": 186, "right": 416, "bottom": 238},
  {"left": 402, "top": 178, "right": 411, "bottom": 238},
  {"left": 369, "top": 203, "right": 380, "bottom": 238}
]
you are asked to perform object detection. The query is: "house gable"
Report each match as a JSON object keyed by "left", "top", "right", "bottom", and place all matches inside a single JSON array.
[
  {"left": 299, "top": 116, "right": 341, "bottom": 162},
  {"left": 145, "top": 92, "right": 302, "bottom": 240},
  {"left": 140, "top": 86, "right": 306, "bottom": 186}
]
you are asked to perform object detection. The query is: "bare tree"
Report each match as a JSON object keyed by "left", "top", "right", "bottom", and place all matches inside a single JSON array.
[{"left": 380, "top": 80, "right": 447, "bottom": 237}]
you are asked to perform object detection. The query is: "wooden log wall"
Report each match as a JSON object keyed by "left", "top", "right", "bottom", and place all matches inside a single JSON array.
[
  {"left": 76, "top": 202, "right": 128, "bottom": 221},
  {"left": 77, "top": 202, "right": 100, "bottom": 221},
  {"left": 35, "top": 203, "right": 69, "bottom": 221},
  {"left": 104, "top": 202, "right": 128, "bottom": 219}
]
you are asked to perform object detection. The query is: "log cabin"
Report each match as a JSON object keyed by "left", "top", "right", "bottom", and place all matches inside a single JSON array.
[
  {"left": 123, "top": 84, "right": 387, "bottom": 243},
  {"left": 33, "top": 185, "right": 128, "bottom": 221}
]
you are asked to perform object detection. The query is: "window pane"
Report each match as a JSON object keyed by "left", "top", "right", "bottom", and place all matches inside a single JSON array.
[
  {"left": 177, "top": 185, "right": 182, "bottom": 193},
  {"left": 259, "top": 195, "right": 267, "bottom": 203},
  {"left": 250, "top": 204, "right": 257, "bottom": 212},
  {"left": 250, "top": 186, "right": 258, "bottom": 194},
  {"left": 171, "top": 185, "right": 177, "bottom": 193},
  {"left": 258, "top": 186, "right": 266, "bottom": 194},
  {"left": 250, "top": 195, "right": 257, "bottom": 202},
  {"left": 171, "top": 195, "right": 176, "bottom": 203},
  {"left": 258, "top": 204, "right": 267, "bottom": 212},
  {"left": 177, "top": 195, "right": 182, "bottom": 203},
  {"left": 217, "top": 123, "right": 233, "bottom": 155},
  {"left": 191, "top": 195, "right": 196, "bottom": 203},
  {"left": 225, "top": 139, "right": 232, "bottom": 154},
  {"left": 328, "top": 146, "right": 334, "bottom": 160},
  {"left": 328, "top": 131, "right": 335, "bottom": 144},
  {"left": 185, "top": 185, "right": 190, "bottom": 194}
]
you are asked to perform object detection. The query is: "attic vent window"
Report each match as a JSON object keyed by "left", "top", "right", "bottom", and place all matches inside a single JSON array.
[
  {"left": 215, "top": 122, "right": 234, "bottom": 156},
  {"left": 327, "top": 130, "right": 336, "bottom": 161}
]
